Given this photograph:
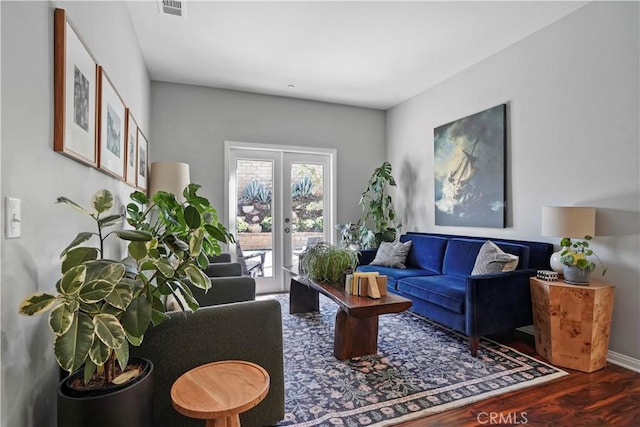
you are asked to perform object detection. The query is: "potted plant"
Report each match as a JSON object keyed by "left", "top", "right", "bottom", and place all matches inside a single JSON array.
[
  {"left": 335, "top": 222, "right": 376, "bottom": 250},
  {"left": 18, "top": 184, "right": 232, "bottom": 426},
  {"left": 359, "top": 162, "right": 402, "bottom": 247},
  {"left": 560, "top": 236, "right": 608, "bottom": 284},
  {"left": 301, "top": 242, "right": 358, "bottom": 284}
]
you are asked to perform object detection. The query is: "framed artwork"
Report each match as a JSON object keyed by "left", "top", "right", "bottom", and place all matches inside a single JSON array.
[
  {"left": 53, "top": 8, "right": 98, "bottom": 167},
  {"left": 136, "top": 129, "right": 149, "bottom": 192},
  {"left": 97, "top": 67, "right": 126, "bottom": 179},
  {"left": 433, "top": 104, "right": 507, "bottom": 228},
  {"left": 124, "top": 110, "right": 138, "bottom": 186}
]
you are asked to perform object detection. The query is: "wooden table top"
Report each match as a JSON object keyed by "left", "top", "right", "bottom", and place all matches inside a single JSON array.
[
  {"left": 171, "top": 360, "right": 270, "bottom": 420},
  {"left": 285, "top": 266, "right": 412, "bottom": 318}
]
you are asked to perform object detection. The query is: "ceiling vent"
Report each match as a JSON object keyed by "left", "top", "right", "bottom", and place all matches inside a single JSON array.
[{"left": 158, "top": 0, "right": 186, "bottom": 17}]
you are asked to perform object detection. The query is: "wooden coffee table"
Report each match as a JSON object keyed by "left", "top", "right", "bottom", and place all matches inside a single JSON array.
[
  {"left": 171, "top": 360, "right": 270, "bottom": 427},
  {"left": 286, "top": 268, "right": 412, "bottom": 360}
]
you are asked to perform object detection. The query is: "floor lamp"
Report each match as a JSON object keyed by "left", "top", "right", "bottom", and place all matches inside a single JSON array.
[{"left": 541, "top": 206, "right": 596, "bottom": 274}]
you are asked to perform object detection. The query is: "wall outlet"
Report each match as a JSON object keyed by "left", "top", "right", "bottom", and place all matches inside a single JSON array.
[{"left": 5, "top": 197, "right": 21, "bottom": 239}]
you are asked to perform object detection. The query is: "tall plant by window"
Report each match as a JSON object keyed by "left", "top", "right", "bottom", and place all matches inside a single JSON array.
[{"left": 359, "top": 162, "right": 401, "bottom": 247}]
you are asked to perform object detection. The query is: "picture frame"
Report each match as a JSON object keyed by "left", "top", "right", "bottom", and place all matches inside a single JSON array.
[
  {"left": 136, "top": 129, "right": 149, "bottom": 192},
  {"left": 433, "top": 104, "right": 507, "bottom": 228},
  {"left": 97, "top": 67, "right": 126, "bottom": 179},
  {"left": 53, "top": 8, "right": 98, "bottom": 167},
  {"left": 124, "top": 110, "right": 138, "bottom": 186}
]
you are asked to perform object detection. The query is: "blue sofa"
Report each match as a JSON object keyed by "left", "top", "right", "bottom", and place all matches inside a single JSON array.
[{"left": 357, "top": 232, "right": 553, "bottom": 356}]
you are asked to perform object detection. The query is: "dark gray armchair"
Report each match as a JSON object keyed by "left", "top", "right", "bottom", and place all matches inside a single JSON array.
[{"left": 130, "top": 299, "right": 285, "bottom": 427}]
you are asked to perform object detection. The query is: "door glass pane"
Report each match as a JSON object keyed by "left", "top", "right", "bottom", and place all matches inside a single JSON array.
[
  {"left": 235, "top": 159, "right": 273, "bottom": 278},
  {"left": 290, "top": 163, "right": 324, "bottom": 266}
]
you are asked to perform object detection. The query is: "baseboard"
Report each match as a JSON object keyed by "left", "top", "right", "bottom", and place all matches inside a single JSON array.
[{"left": 517, "top": 326, "right": 640, "bottom": 373}]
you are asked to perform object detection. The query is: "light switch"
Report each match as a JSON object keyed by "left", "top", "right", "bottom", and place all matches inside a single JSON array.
[{"left": 5, "top": 197, "right": 21, "bottom": 239}]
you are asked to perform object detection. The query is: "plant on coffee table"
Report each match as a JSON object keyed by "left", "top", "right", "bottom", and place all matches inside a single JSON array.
[{"left": 301, "top": 242, "right": 358, "bottom": 283}]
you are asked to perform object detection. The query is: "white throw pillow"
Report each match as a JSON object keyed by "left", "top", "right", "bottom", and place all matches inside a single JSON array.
[
  {"left": 471, "top": 240, "right": 519, "bottom": 275},
  {"left": 370, "top": 240, "right": 412, "bottom": 269}
]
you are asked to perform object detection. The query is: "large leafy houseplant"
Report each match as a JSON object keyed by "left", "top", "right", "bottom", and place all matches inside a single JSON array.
[
  {"left": 18, "top": 184, "right": 232, "bottom": 389},
  {"left": 337, "top": 162, "right": 401, "bottom": 249}
]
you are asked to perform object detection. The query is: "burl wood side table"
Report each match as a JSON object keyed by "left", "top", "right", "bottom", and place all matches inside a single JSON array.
[
  {"left": 529, "top": 277, "right": 615, "bottom": 373},
  {"left": 171, "top": 360, "right": 270, "bottom": 427}
]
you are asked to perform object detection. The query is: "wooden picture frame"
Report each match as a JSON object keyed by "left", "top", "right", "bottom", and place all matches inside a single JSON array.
[
  {"left": 125, "top": 110, "right": 138, "bottom": 186},
  {"left": 97, "top": 67, "right": 126, "bottom": 179},
  {"left": 136, "top": 129, "right": 149, "bottom": 192},
  {"left": 53, "top": 8, "right": 98, "bottom": 167}
]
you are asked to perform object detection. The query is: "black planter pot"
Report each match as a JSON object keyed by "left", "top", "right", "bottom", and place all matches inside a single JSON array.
[{"left": 57, "top": 357, "right": 154, "bottom": 427}]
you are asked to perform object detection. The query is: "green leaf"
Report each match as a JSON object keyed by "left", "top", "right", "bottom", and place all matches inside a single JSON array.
[
  {"left": 184, "top": 205, "right": 202, "bottom": 229},
  {"left": 93, "top": 313, "right": 126, "bottom": 349},
  {"left": 92, "top": 190, "right": 114, "bottom": 214},
  {"left": 105, "top": 282, "right": 134, "bottom": 310},
  {"left": 100, "top": 303, "right": 123, "bottom": 317},
  {"left": 61, "top": 247, "right": 99, "bottom": 274},
  {"left": 204, "top": 224, "right": 228, "bottom": 243},
  {"left": 56, "top": 196, "right": 90, "bottom": 215},
  {"left": 115, "top": 340, "right": 129, "bottom": 371},
  {"left": 79, "top": 301, "right": 101, "bottom": 314},
  {"left": 197, "top": 252, "right": 209, "bottom": 269},
  {"left": 85, "top": 261, "right": 125, "bottom": 284},
  {"left": 151, "top": 297, "right": 170, "bottom": 326},
  {"left": 121, "top": 296, "right": 152, "bottom": 340},
  {"left": 49, "top": 302, "right": 75, "bottom": 335},
  {"left": 79, "top": 280, "right": 117, "bottom": 303},
  {"left": 184, "top": 264, "right": 211, "bottom": 291},
  {"left": 54, "top": 312, "right": 95, "bottom": 373},
  {"left": 18, "top": 293, "right": 57, "bottom": 316},
  {"left": 98, "top": 214, "right": 123, "bottom": 228},
  {"left": 89, "top": 336, "right": 111, "bottom": 366},
  {"left": 174, "top": 281, "right": 199, "bottom": 312},
  {"left": 60, "top": 265, "right": 86, "bottom": 296},
  {"left": 156, "top": 257, "right": 175, "bottom": 278},
  {"left": 115, "top": 230, "right": 153, "bottom": 242},
  {"left": 189, "top": 228, "right": 204, "bottom": 255},
  {"left": 61, "top": 232, "right": 94, "bottom": 257},
  {"left": 130, "top": 190, "right": 149, "bottom": 206},
  {"left": 128, "top": 241, "right": 148, "bottom": 261},
  {"left": 83, "top": 358, "right": 97, "bottom": 384}
]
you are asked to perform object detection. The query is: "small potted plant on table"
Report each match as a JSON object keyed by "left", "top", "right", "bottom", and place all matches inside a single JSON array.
[{"left": 560, "top": 236, "right": 608, "bottom": 284}]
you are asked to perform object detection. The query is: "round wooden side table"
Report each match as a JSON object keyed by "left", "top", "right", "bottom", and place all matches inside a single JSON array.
[{"left": 171, "top": 360, "right": 270, "bottom": 427}]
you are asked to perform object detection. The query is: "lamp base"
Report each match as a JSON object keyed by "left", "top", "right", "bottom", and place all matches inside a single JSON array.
[{"left": 549, "top": 246, "right": 569, "bottom": 274}]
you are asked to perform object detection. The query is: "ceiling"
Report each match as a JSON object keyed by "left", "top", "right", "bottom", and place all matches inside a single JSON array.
[{"left": 126, "top": 1, "right": 588, "bottom": 110}]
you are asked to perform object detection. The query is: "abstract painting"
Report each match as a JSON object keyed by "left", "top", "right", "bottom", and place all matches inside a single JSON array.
[{"left": 434, "top": 104, "right": 507, "bottom": 227}]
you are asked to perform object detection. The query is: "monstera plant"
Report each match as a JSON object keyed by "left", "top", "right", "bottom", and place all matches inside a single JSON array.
[{"left": 18, "top": 184, "right": 232, "bottom": 389}]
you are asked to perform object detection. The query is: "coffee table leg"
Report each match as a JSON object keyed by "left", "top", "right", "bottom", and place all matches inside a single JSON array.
[
  {"left": 333, "top": 310, "right": 379, "bottom": 360},
  {"left": 289, "top": 278, "right": 319, "bottom": 314}
]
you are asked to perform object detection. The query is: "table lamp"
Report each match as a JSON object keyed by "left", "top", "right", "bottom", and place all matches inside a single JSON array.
[
  {"left": 541, "top": 206, "right": 596, "bottom": 273},
  {"left": 149, "top": 162, "right": 191, "bottom": 202}
]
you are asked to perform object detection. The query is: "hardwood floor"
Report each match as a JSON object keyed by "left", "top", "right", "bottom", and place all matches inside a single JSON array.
[{"left": 395, "top": 332, "right": 640, "bottom": 426}]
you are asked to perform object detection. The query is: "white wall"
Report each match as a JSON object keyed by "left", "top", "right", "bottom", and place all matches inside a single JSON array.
[
  {"left": 0, "top": 1, "right": 150, "bottom": 426},
  {"left": 150, "top": 82, "right": 386, "bottom": 231},
  {"left": 387, "top": 1, "right": 639, "bottom": 359}
]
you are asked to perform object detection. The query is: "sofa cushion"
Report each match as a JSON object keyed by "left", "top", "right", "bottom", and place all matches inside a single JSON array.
[
  {"left": 397, "top": 275, "right": 467, "bottom": 314},
  {"left": 370, "top": 240, "right": 412, "bottom": 268},
  {"left": 357, "top": 265, "right": 437, "bottom": 290},
  {"left": 400, "top": 234, "right": 448, "bottom": 273},
  {"left": 471, "top": 240, "right": 519, "bottom": 275}
]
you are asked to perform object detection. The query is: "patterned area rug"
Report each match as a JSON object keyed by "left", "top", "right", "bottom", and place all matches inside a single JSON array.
[{"left": 269, "top": 294, "right": 568, "bottom": 427}]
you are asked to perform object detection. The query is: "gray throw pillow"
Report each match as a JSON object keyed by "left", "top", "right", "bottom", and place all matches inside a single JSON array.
[
  {"left": 471, "top": 240, "right": 519, "bottom": 275},
  {"left": 370, "top": 240, "right": 412, "bottom": 269}
]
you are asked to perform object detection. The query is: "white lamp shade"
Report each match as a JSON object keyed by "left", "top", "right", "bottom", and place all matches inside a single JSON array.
[
  {"left": 149, "top": 162, "right": 190, "bottom": 201},
  {"left": 541, "top": 206, "right": 596, "bottom": 238}
]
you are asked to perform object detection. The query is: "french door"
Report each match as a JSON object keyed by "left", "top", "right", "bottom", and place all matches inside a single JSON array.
[{"left": 225, "top": 142, "right": 336, "bottom": 294}]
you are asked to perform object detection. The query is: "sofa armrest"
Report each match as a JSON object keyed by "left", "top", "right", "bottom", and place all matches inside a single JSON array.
[
  {"left": 205, "top": 261, "right": 242, "bottom": 277},
  {"left": 130, "top": 299, "right": 284, "bottom": 427},
  {"left": 465, "top": 268, "right": 537, "bottom": 337}
]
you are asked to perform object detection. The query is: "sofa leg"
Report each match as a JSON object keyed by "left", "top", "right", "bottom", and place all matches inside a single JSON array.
[{"left": 470, "top": 336, "right": 480, "bottom": 357}]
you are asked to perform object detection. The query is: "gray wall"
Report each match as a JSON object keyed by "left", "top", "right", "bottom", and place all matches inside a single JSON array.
[
  {"left": 387, "top": 1, "right": 639, "bottom": 359},
  {"left": 1, "top": 1, "right": 150, "bottom": 426},
  {"left": 150, "top": 82, "right": 386, "bottom": 229}
]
